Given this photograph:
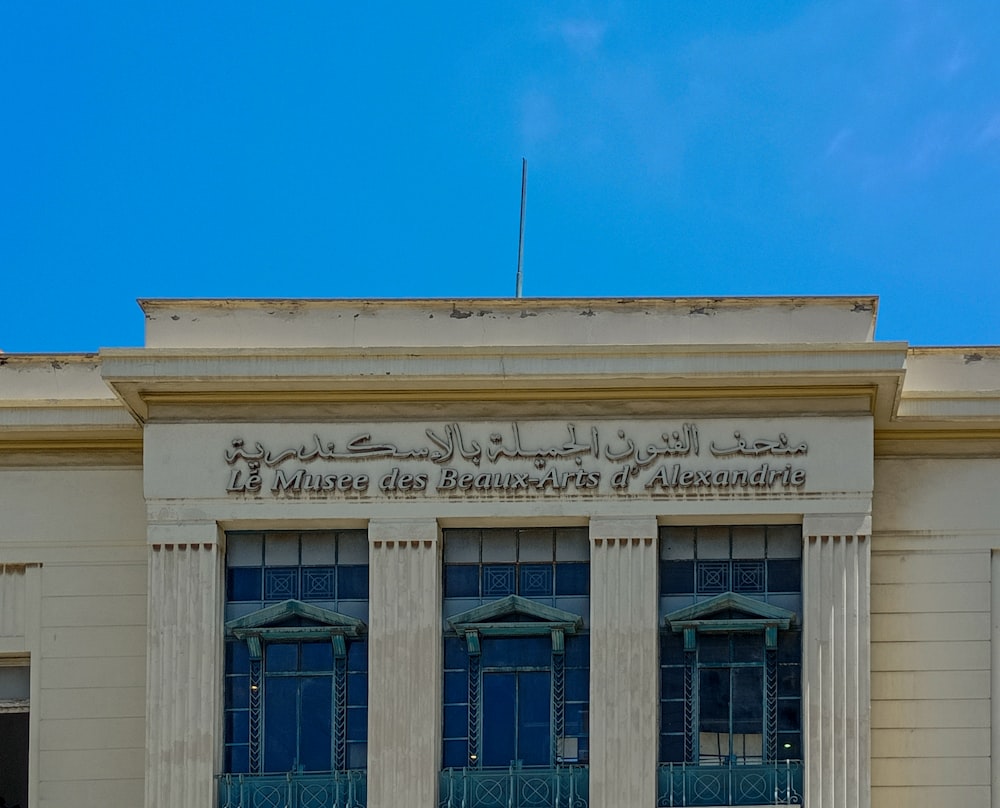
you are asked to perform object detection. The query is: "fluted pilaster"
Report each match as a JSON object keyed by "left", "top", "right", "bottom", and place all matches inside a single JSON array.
[
  {"left": 803, "top": 515, "right": 871, "bottom": 808},
  {"left": 588, "top": 516, "right": 659, "bottom": 808},
  {"left": 145, "top": 523, "right": 222, "bottom": 808},
  {"left": 367, "top": 518, "right": 441, "bottom": 808}
]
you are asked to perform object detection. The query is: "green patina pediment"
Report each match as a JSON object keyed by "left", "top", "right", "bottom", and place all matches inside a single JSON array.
[
  {"left": 665, "top": 592, "right": 795, "bottom": 648},
  {"left": 448, "top": 595, "right": 583, "bottom": 639},
  {"left": 226, "top": 600, "right": 366, "bottom": 659}
]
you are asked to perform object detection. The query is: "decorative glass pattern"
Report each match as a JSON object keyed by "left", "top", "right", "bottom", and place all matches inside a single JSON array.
[
  {"left": 302, "top": 568, "right": 337, "bottom": 600},
  {"left": 732, "top": 561, "right": 765, "bottom": 594},
  {"left": 483, "top": 565, "right": 516, "bottom": 596},
  {"left": 264, "top": 568, "right": 298, "bottom": 600},
  {"left": 697, "top": 562, "right": 729, "bottom": 594}
]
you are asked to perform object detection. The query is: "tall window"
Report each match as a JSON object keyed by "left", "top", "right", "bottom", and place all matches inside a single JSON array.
[
  {"left": 441, "top": 527, "right": 590, "bottom": 771},
  {"left": 0, "top": 661, "right": 29, "bottom": 808},
  {"left": 224, "top": 531, "right": 369, "bottom": 775},
  {"left": 659, "top": 526, "right": 802, "bottom": 806}
]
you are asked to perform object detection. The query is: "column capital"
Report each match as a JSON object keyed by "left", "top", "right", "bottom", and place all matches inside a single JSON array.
[
  {"left": 589, "top": 515, "right": 658, "bottom": 542},
  {"left": 803, "top": 512, "right": 871, "bottom": 539},
  {"left": 146, "top": 519, "right": 221, "bottom": 548},
  {"left": 367, "top": 517, "right": 439, "bottom": 546}
]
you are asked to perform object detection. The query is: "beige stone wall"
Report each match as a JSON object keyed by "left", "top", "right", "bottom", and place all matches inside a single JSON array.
[
  {"left": 0, "top": 467, "right": 147, "bottom": 808},
  {"left": 871, "top": 458, "right": 1000, "bottom": 808}
]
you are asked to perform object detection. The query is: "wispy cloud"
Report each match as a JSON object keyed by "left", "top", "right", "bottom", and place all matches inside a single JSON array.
[{"left": 551, "top": 18, "right": 607, "bottom": 57}]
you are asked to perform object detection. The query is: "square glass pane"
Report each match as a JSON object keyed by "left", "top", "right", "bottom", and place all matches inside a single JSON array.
[
  {"left": 520, "top": 565, "right": 553, "bottom": 596},
  {"left": 555, "top": 562, "right": 589, "bottom": 595},
  {"left": 778, "top": 664, "right": 801, "bottom": 696},
  {"left": 264, "top": 567, "right": 298, "bottom": 600},
  {"left": 443, "top": 565, "right": 480, "bottom": 598},
  {"left": 778, "top": 697, "right": 800, "bottom": 731},
  {"left": 660, "top": 560, "right": 694, "bottom": 595},
  {"left": 226, "top": 534, "right": 262, "bottom": 567},
  {"left": 518, "top": 528, "right": 554, "bottom": 561},
  {"left": 565, "top": 702, "right": 588, "bottom": 735},
  {"left": 661, "top": 700, "right": 685, "bottom": 733},
  {"left": 768, "top": 559, "right": 802, "bottom": 593},
  {"left": 660, "top": 527, "right": 695, "bottom": 560},
  {"left": 777, "top": 630, "right": 801, "bottom": 663},
  {"left": 347, "top": 640, "right": 368, "bottom": 671},
  {"left": 227, "top": 568, "right": 262, "bottom": 602},
  {"left": 338, "top": 565, "right": 369, "bottom": 599},
  {"left": 698, "top": 668, "right": 729, "bottom": 732},
  {"left": 347, "top": 671, "right": 368, "bottom": 706},
  {"left": 226, "top": 640, "right": 251, "bottom": 674},
  {"left": 264, "top": 533, "right": 299, "bottom": 565},
  {"left": 226, "top": 743, "right": 250, "bottom": 774},
  {"left": 347, "top": 741, "right": 367, "bottom": 770},
  {"left": 300, "top": 532, "right": 337, "bottom": 565},
  {"left": 699, "top": 634, "right": 729, "bottom": 663},
  {"left": 444, "top": 704, "right": 468, "bottom": 737},
  {"left": 444, "top": 637, "right": 468, "bottom": 670},
  {"left": 660, "top": 665, "right": 684, "bottom": 699},
  {"left": 565, "top": 668, "right": 588, "bottom": 701},
  {"left": 444, "top": 671, "right": 468, "bottom": 705},
  {"left": 301, "top": 642, "right": 333, "bottom": 671},
  {"left": 481, "top": 529, "right": 516, "bottom": 562},
  {"left": 443, "top": 529, "right": 480, "bottom": 563},
  {"left": 660, "top": 630, "right": 684, "bottom": 660},
  {"left": 482, "top": 565, "right": 515, "bottom": 596},
  {"left": 266, "top": 644, "right": 298, "bottom": 672},
  {"left": 442, "top": 739, "right": 468, "bottom": 769},
  {"left": 225, "top": 675, "right": 249, "bottom": 709},
  {"left": 556, "top": 527, "right": 589, "bottom": 561},
  {"left": 732, "top": 667, "right": 763, "bottom": 732},
  {"left": 225, "top": 709, "right": 249, "bottom": 742},
  {"left": 732, "top": 633, "right": 764, "bottom": 663},
  {"left": 301, "top": 567, "right": 337, "bottom": 600},
  {"left": 660, "top": 733, "right": 684, "bottom": 763},
  {"left": 337, "top": 531, "right": 369, "bottom": 564},
  {"left": 696, "top": 527, "right": 730, "bottom": 559},
  {"left": 565, "top": 635, "right": 589, "bottom": 667},
  {"left": 776, "top": 732, "right": 801, "bottom": 760},
  {"left": 346, "top": 706, "right": 367, "bottom": 741},
  {"left": 731, "top": 526, "right": 765, "bottom": 558},
  {"left": 732, "top": 560, "right": 765, "bottom": 593},
  {"left": 697, "top": 561, "right": 729, "bottom": 594},
  {"left": 767, "top": 525, "right": 802, "bottom": 558}
]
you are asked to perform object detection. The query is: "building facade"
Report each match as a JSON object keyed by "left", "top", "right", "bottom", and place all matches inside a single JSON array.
[{"left": 1, "top": 296, "right": 998, "bottom": 808}]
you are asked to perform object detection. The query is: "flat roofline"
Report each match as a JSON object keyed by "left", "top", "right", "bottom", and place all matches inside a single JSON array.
[{"left": 139, "top": 295, "right": 879, "bottom": 312}]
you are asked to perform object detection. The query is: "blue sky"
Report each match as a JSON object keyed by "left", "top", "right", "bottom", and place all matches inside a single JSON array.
[{"left": 2, "top": 1, "right": 999, "bottom": 352}]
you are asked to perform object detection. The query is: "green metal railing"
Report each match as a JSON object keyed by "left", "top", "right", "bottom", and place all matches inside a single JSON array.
[
  {"left": 657, "top": 760, "right": 803, "bottom": 806},
  {"left": 439, "top": 765, "right": 588, "bottom": 808},
  {"left": 217, "top": 771, "right": 366, "bottom": 808}
]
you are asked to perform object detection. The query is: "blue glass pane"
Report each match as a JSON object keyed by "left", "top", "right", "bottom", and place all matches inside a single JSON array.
[
  {"left": 266, "top": 644, "right": 298, "bottom": 672},
  {"left": 565, "top": 668, "right": 588, "bottom": 701},
  {"left": 227, "top": 568, "right": 262, "bottom": 602},
  {"left": 444, "top": 671, "right": 467, "bottom": 705},
  {"left": 482, "top": 565, "right": 516, "bottom": 596},
  {"left": 263, "top": 678, "right": 298, "bottom": 773},
  {"left": 732, "top": 633, "right": 764, "bottom": 662},
  {"left": 443, "top": 704, "right": 468, "bottom": 737},
  {"left": 444, "top": 565, "right": 480, "bottom": 598},
  {"left": 768, "top": 559, "right": 801, "bottom": 593},
  {"left": 482, "top": 673, "right": 516, "bottom": 767},
  {"left": 301, "top": 567, "right": 337, "bottom": 599},
  {"left": 777, "top": 630, "right": 801, "bottom": 663},
  {"left": 226, "top": 675, "right": 249, "bottom": 709},
  {"left": 348, "top": 640, "right": 368, "bottom": 671},
  {"left": 565, "top": 635, "right": 589, "bottom": 667},
  {"left": 346, "top": 706, "right": 367, "bottom": 741},
  {"left": 517, "top": 671, "right": 551, "bottom": 766},
  {"left": 660, "top": 734, "right": 684, "bottom": 763},
  {"left": 661, "top": 700, "right": 684, "bottom": 733},
  {"left": 732, "top": 560, "right": 765, "bottom": 593},
  {"left": 264, "top": 567, "right": 298, "bottom": 600},
  {"left": 660, "top": 560, "right": 694, "bottom": 595},
  {"left": 226, "top": 744, "right": 250, "bottom": 773},
  {"left": 520, "top": 565, "right": 553, "bottom": 596},
  {"left": 660, "top": 631, "right": 684, "bottom": 659},
  {"left": 565, "top": 702, "right": 587, "bottom": 735},
  {"left": 299, "top": 677, "right": 333, "bottom": 771},
  {"left": 442, "top": 739, "right": 468, "bottom": 769},
  {"left": 347, "top": 741, "right": 368, "bottom": 770},
  {"left": 660, "top": 666, "right": 684, "bottom": 699},
  {"left": 732, "top": 667, "right": 763, "bottom": 733},
  {"left": 482, "top": 636, "right": 549, "bottom": 668},
  {"left": 444, "top": 637, "right": 467, "bottom": 670},
  {"left": 777, "top": 732, "right": 801, "bottom": 760},
  {"left": 347, "top": 672, "right": 368, "bottom": 706},
  {"left": 699, "top": 668, "right": 729, "bottom": 733},
  {"left": 778, "top": 698, "right": 800, "bottom": 731},
  {"left": 226, "top": 709, "right": 249, "bottom": 742},
  {"left": 226, "top": 640, "right": 251, "bottom": 674},
  {"left": 301, "top": 642, "right": 333, "bottom": 671},
  {"left": 338, "top": 566, "right": 368, "bottom": 599},
  {"left": 555, "top": 562, "right": 589, "bottom": 595},
  {"left": 778, "top": 664, "right": 801, "bottom": 696},
  {"left": 697, "top": 561, "right": 729, "bottom": 594},
  {"left": 699, "top": 634, "right": 729, "bottom": 663}
]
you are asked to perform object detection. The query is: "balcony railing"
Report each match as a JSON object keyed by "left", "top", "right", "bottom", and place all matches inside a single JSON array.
[
  {"left": 217, "top": 771, "right": 367, "bottom": 808},
  {"left": 439, "top": 765, "right": 589, "bottom": 808},
  {"left": 657, "top": 761, "right": 803, "bottom": 807}
]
